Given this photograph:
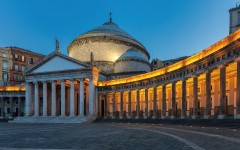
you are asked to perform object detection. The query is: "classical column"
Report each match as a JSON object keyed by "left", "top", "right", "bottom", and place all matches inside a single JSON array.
[
  {"left": 9, "top": 97, "right": 13, "bottom": 117},
  {"left": 18, "top": 97, "right": 21, "bottom": 117},
  {"left": 170, "top": 82, "right": 176, "bottom": 119},
  {"left": 60, "top": 80, "right": 65, "bottom": 117},
  {"left": 128, "top": 91, "right": 132, "bottom": 118},
  {"left": 104, "top": 94, "right": 108, "bottom": 118},
  {"left": 34, "top": 82, "right": 39, "bottom": 117},
  {"left": 69, "top": 79, "right": 75, "bottom": 116},
  {"left": 120, "top": 91, "right": 124, "bottom": 119},
  {"left": 89, "top": 79, "right": 95, "bottom": 115},
  {"left": 112, "top": 93, "right": 115, "bottom": 119},
  {"left": 204, "top": 71, "right": 212, "bottom": 119},
  {"left": 219, "top": 65, "right": 226, "bottom": 119},
  {"left": 136, "top": 90, "right": 140, "bottom": 119},
  {"left": 79, "top": 79, "right": 84, "bottom": 117},
  {"left": 153, "top": 86, "right": 157, "bottom": 119},
  {"left": 161, "top": 85, "right": 166, "bottom": 119},
  {"left": 51, "top": 81, "right": 56, "bottom": 116},
  {"left": 236, "top": 60, "right": 240, "bottom": 119},
  {"left": 42, "top": 81, "right": 47, "bottom": 117},
  {"left": 181, "top": 79, "right": 186, "bottom": 119},
  {"left": 25, "top": 82, "right": 30, "bottom": 116},
  {"left": 192, "top": 75, "right": 198, "bottom": 119},
  {"left": 144, "top": 88, "right": 148, "bottom": 119},
  {"left": 0, "top": 97, "right": 4, "bottom": 117}
]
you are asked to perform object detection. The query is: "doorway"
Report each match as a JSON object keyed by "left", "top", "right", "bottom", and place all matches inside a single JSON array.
[{"left": 101, "top": 100, "right": 104, "bottom": 117}]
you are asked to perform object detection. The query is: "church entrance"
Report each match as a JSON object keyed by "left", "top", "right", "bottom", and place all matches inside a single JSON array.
[{"left": 101, "top": 100, "right": 104, "bottom": 117}]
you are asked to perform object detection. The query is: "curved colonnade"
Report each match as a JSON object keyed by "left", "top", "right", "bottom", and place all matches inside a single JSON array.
[{"left": 97, "top": 30, "right": 240, "bottom": 119}]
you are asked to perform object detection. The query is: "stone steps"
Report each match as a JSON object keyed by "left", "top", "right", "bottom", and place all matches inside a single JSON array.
[{"left": 10, "top": 115, "right": 97, "bottom": 123}]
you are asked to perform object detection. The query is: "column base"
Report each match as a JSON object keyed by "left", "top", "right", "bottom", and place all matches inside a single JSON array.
[
  {"left": 120, "top": 116, "right": 124, "bottom": 119},
  {"left": 180, "top": 116, "right": 186, "bottom": 119},
  {"left": 191, "top": 115, "right": 197, "bottom": 119},
  {"left": 144, "top": 115, "right": 148, "bottom": 119},
  {"left": 234, "top": 114, "right": 240, "bottom": 119},
  {"left": 170, "top": 116, "right": 175, "bottom": 119},
  {"left": 218, "top": 115, "right": 225, "bottom": 119},
  {"left": 161, "top": 116, "right": 166, "bottom": 119},
  {"left": 111, "top": 116, "right": 115, "bottom": 119},
  {"left": 203, "top": 115, "right": 210, "bottom": 119},
  {"left": 104, "top": 116, "right": 108, "bottom": 119},
  {"left": 152, "top": 116, "right": 157, "bottom": 119},
  {"left": 135, "top": 116, "right": 139, "bottom": 119},
  {"left": 127, "top": 116, "right": 131, "bottom": 119}
]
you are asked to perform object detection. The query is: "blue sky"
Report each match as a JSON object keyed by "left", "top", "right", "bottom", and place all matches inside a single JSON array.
[{"left": 0, "top": 0, "right": 239, "bottom": 60}]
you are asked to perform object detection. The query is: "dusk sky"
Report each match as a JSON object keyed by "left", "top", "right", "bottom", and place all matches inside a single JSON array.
[{"left": 0, "top": 0, "right": 239, "bottom": 60}]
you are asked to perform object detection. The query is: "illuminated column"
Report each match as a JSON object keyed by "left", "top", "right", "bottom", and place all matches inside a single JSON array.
[
  {"left": 51, "top": 81, "right": 56, "bottom": 116},
  {"left": 236, "top": 60, "right": 240, "bottom": 119},
  {"left": 161, "top": 85, "right": 166, "bottom": 119},
  {"left": 153, "top": 86, "right": 157, "bottom": 119},
  {"left": 112, "top": 93, "right": 115, "bottom": 119},
  {"left": 79, "top": 79, "right": 84, "bottom": 117},
  {"left": 181, "top": 79, "right": 186, "bottom": 119},
  {"left": 192, "top": 75, "right": 198, "bottom": 119},
  {"left": 42, "top": 81, "right": 47, "bottom": 117},
  {"left": 136, "top": 89, "right": 140, "bottom": 119},
  {"left": 170, "top": 82, "right": 176, "bottom": 119},
  {"left": 128, "top": 91, "right": 132, "bottom": 118},
  {"left": 34, "top": 82, "right": 39, "bottom": 117},
  {"left": 104, "top": 94, "right": 108, "bottom": 118},
  {"left": 61, "top": 80, "right": 66, "bottom": 117},
  {"left": 25, "top": 82, "right": 30, "bottom": 116},
  {"left": 69, "top": 79, "right": 75, "bottom": 116},
  {"left": 218, "top": 65, "right": 226, "bottom": 119},
  {"left": 204, "top": 71, "right": 211, "bottom": 119},
  {"left": 120, "top": 91, "right": 124, "bottom": 119},
  {"left": 144, "top": 88, "right": 148, "bottom": 119}
]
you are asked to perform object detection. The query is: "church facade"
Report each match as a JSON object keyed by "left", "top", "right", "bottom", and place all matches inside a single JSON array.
[{"left": 2, "top": 5, "right": 240, "bottom": 123}]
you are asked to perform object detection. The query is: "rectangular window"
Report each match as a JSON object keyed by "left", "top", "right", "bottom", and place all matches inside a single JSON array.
[
  {"left": 3, "top": 73, "right": 8, "bottom": 81},
  {"left": 30, "top": 57, "right": 34, "bottom": 64},
  {"left": 21, "top": 66, "right": 25, "bottom": 72},
  {"left": 14, "top": 54, "right": 19, "bottom": 61},
  {"left": 14, "top": 74, "right": 17, "bottom": 81},
  {"left": 21, "top": 55, "right": 25, "bottom": 62},
  {"left": 2, "top": 61, "right": 8, "bottom": 70},
  {"left": 14, "top": 64, "right": 18, "bottom": 71}
]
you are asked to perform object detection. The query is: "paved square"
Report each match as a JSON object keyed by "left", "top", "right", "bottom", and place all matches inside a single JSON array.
[{"left": 0, "top": 122, "right": 240, "bottom": 150}]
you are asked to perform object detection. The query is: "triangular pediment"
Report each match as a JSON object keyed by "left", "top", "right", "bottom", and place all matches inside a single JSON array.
[{"left": 25, "top": 51, "right": 90, "bottom": 74}]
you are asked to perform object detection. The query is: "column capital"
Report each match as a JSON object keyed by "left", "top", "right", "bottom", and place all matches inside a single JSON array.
[
  {"left": 235, "top": 56, "right": 240, "bottom": 62},
  {"left": 219, "top": 64, "right": 228, "bottom": 69}
]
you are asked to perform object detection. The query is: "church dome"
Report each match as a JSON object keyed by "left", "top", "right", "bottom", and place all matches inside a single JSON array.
[
  {"left": 67, "top": 20, "right": 150, "bottom": 64},
  {"left": 114, "top": 48, "right": 151, "bottom": 73}
]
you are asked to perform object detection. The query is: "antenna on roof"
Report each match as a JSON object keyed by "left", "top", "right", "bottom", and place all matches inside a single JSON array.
[{"left": 109, "top": 11, "right": 112, "bottom": 22}]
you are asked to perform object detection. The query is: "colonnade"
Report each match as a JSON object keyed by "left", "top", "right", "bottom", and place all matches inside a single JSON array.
[
  {"left": 25, "top": 78, "right": 96, "bottom": 117},
  {"left": 98, "top": 61, "right": 240, "bottom": 119}
]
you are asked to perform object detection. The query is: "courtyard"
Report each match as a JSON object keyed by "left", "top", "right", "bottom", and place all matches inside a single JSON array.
[{"left": 0, "top": 122, "right": 240, "bottom": 150}]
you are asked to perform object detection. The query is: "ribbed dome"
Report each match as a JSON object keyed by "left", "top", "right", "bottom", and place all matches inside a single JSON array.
[{"left": 116, "top": 48, "right": 148, "bottom": 62}]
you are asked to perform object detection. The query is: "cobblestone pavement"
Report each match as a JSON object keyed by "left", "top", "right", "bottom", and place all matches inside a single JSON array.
[{"left": 0, "top": 122, "right": 240, "bottom": 150}]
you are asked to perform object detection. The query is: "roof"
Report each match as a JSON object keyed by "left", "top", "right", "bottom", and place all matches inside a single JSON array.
[{"left": 116, "top": 48, "right": 148, "bottom": 62}]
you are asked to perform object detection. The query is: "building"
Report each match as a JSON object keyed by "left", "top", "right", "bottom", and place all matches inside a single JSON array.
[
  {"left": 0, "top": 47, "right": 12, "bottom": 86},
  {"left": 0, "top": 47, "right": 44, "bottom": 118},
  {"left": 9, "top": 47, "right": 45, "bottom": 85},
  {"left": 2, "top": 5, "right": 240, "bottom": 123}
]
